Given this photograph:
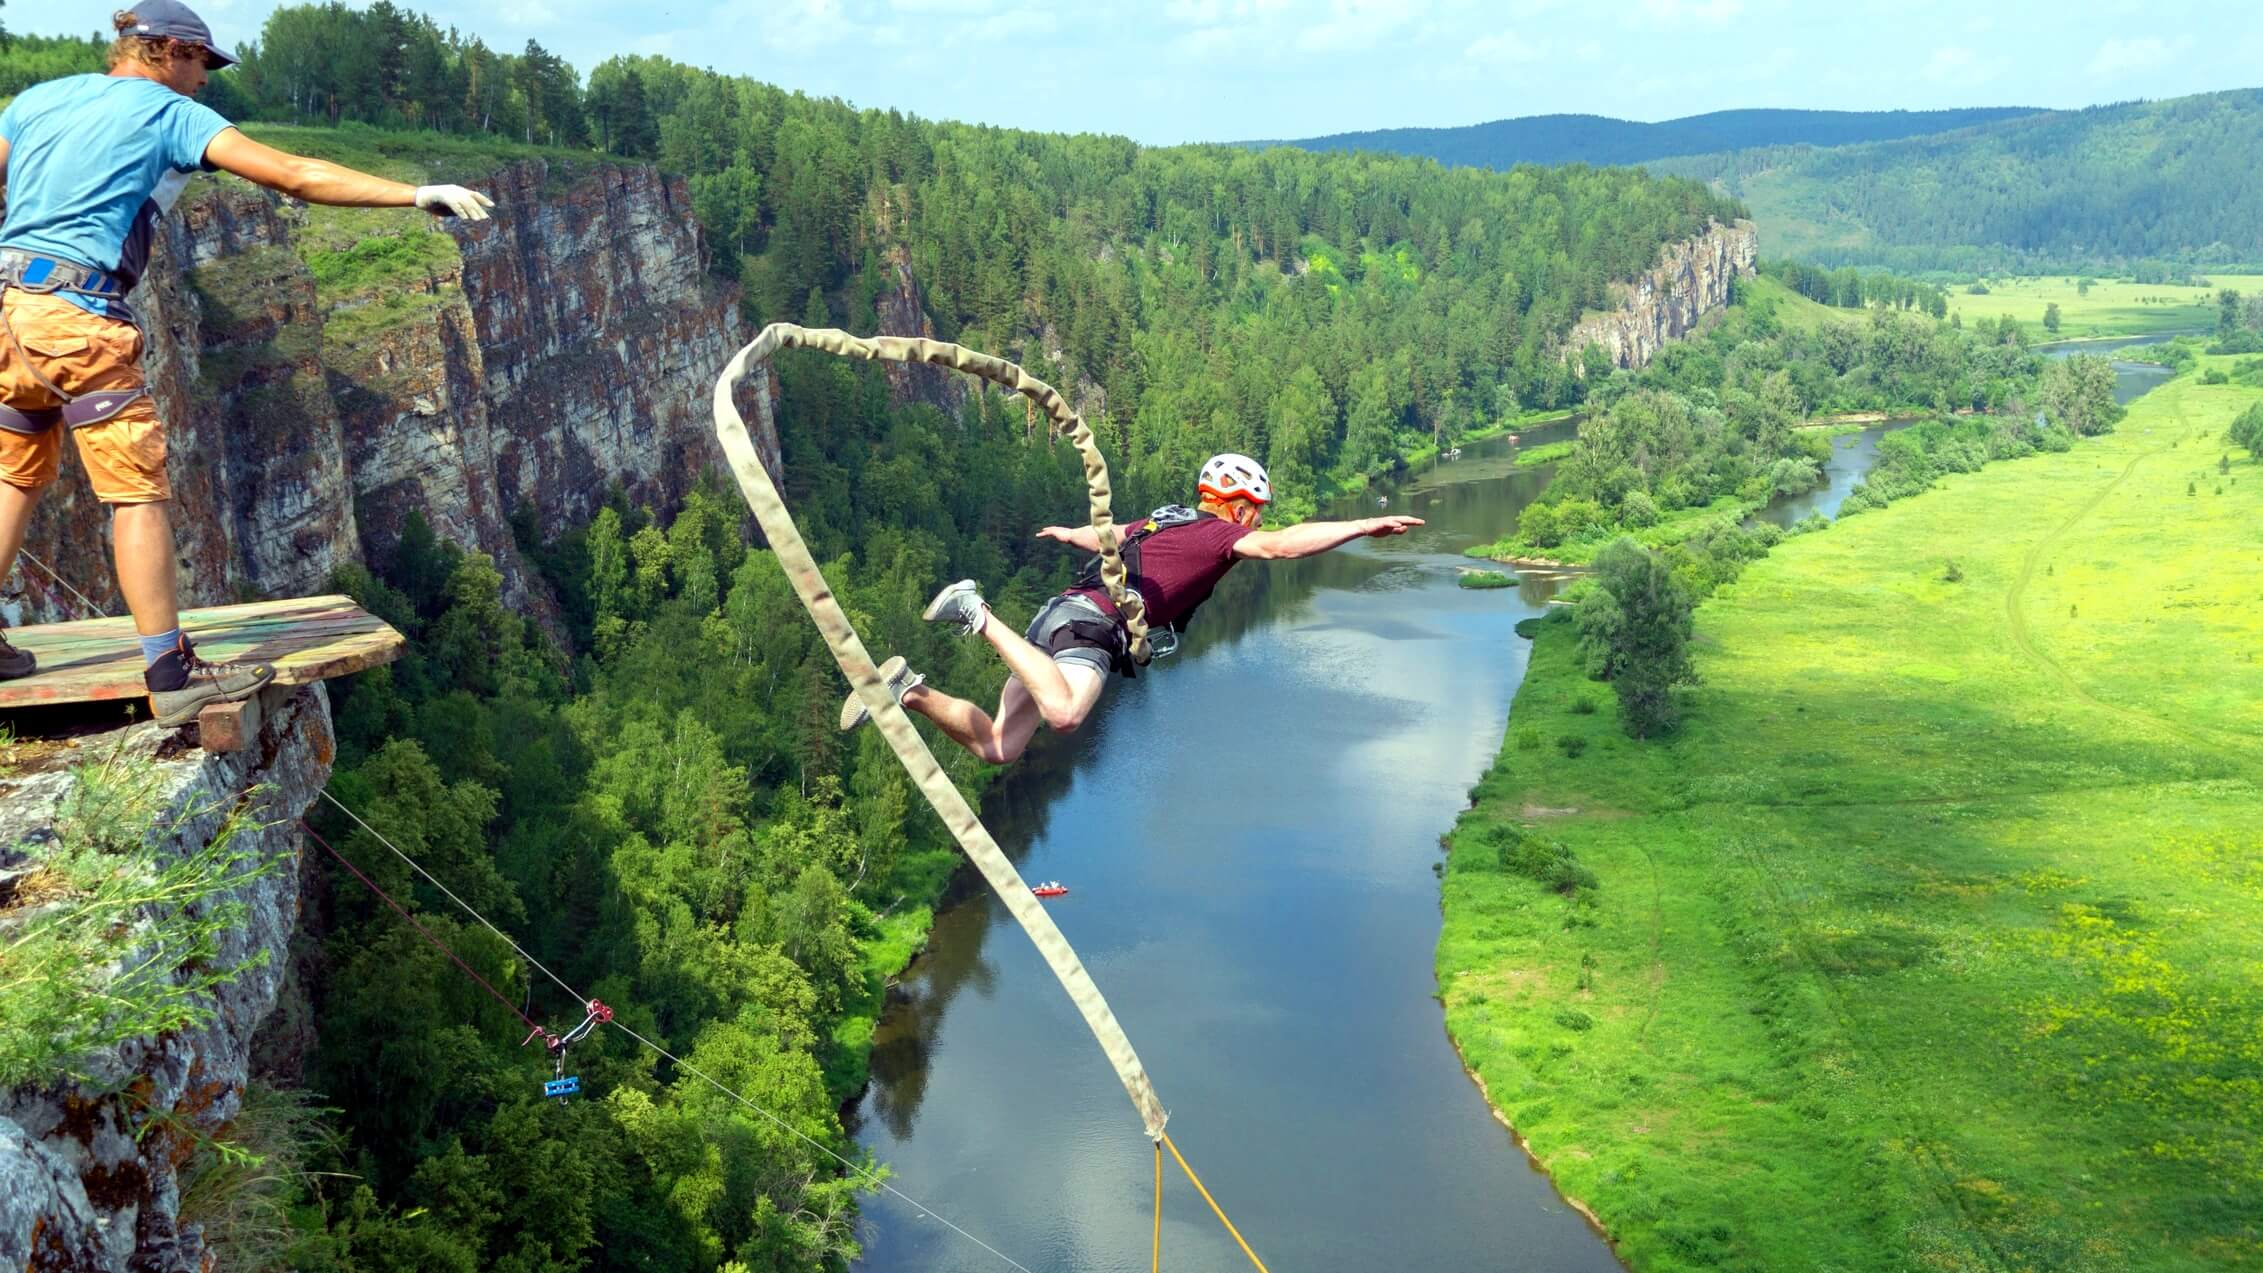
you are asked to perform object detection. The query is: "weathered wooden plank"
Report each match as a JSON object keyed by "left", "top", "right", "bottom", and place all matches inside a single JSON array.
[
  {"left": 195, "top": 696, "right": 261, "bottom": 753},
  {"left": 0, "top": 595, "right": 406, "bottom": 712}
]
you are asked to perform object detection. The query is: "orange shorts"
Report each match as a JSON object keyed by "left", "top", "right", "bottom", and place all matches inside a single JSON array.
[{"left": 0, "top": 289, "right": 168, "bottom": 504}]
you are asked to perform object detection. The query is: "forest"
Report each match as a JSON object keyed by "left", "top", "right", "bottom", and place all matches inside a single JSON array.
[
  {"left": 8, "top": 15, "right": 1739, "bottom": 518},
  {"left": 0, "top": 9, "right": 1752, "bottom": 1269},
  {"left": 1653, "top": 89, "right": 2263, "bottom": 274},
  {"left": 1267, "top": 106, "right": 2042, "bottom": 171}
]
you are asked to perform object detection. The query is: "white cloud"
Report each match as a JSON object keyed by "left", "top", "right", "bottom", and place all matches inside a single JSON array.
[
  {"left": 1465, "top": 31, "right": 1543, "bottom": 66},
  {"left": 1635, "top": 0, "right": 1743, "bottom": 25},
  {"left": 2087, "top": 35, "right": 2184, "bottom": 76},
  {"left": 1296, "top": 0, "right": 1429, "bottom": 53},
  {"left": 1921, "top": 45, "right": 1973, "bottom": 81}
]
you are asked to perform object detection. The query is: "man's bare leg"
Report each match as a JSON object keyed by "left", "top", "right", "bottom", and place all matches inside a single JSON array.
[
  {"left": 903, "top": 676, "right": 1044, "bottom": 764},
  {"left": 904, "top": 660, "right": 1106, "bottom": 765},
  {"left": 0, "top": 483, "right": 41, "bottom": 586},
  {"left": 970, "top": 609, "right": 1091, "bottom": 730},
  {"left": 111, "top": 501, "right": 180, "bottom": 636}
]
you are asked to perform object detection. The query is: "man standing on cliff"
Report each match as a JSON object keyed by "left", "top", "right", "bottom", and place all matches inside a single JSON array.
[
  {"left": 0, "top": 1, "right": 494, "bottom": 724},
  {"left": 841, "top": 452, "right": 1423, "bottom": 764}
]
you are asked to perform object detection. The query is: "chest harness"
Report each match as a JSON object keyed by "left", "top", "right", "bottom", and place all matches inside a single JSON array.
[
  {"left": 0, "top": 251, "right": 151, "bottom": 437},
  {"left": 1063, "top": 504, "right": 1218, "bottom": 676}
]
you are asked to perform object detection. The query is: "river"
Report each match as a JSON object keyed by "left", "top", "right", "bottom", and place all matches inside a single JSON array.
[
  {"left": 848, "top": 417, "right": 1622, "bottom": 1272},
  {"left": 849, "top": 342, "right": 2173, "bottom": 1272},
  {"left": 1758, "top": 338, "right": 2173, "bottom": 530}
]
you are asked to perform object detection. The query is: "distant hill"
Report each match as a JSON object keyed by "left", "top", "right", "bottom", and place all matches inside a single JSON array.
[
  {"left": 1257, "top": 107, "right": 2044, "bottom": 170},
  {"left": 1649, "top": 88, "right": 2263, "bottom": 273}
]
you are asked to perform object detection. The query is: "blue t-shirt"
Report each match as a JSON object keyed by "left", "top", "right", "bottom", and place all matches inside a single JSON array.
[{"left": 0, "top": 74, "right": 233, "bottom": 315}]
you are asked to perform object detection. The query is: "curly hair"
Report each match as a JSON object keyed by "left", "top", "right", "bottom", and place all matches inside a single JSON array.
[{"left": 107, "top": 10, "right": 204, "bottom": 72}]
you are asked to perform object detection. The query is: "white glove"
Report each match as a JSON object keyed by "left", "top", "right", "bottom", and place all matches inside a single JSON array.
[{"left": 413, "top": 185, "right": 495, "bottom": 221}]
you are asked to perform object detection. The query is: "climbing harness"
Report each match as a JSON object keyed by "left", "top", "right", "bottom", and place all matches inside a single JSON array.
[
  {"left": 714, "top": 326, "right": 1272, "bottom": 1269},
  {"left": 1067, "top": 502, "right": 1214, "bottom": 672},
  {"left": 524, "top": 998, "right": 613, "bottom": 1101},
  {"left": 0, "top": 251, "right": 152, "bottom": 436}
]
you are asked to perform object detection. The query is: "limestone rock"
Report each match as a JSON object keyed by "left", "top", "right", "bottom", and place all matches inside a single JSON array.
[
  {"left": 1565, "top": 219, "right": 1757, "bottom": 374},
  {"left": 0, "top": 688, "right": 334, "bottom": 1273}
]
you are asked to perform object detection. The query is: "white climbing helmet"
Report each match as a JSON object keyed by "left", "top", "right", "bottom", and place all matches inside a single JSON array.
[{"left": 1197, "top": 452, "right": 1271, "bottom": 506}]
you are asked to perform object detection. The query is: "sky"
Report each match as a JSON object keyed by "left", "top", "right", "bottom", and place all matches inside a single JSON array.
[{"left": 20, "top": 0, "right": 2263, "bottom": 146}]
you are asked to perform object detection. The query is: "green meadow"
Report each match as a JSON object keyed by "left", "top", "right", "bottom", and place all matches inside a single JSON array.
[
  {"left": 1942, "top": 274, "right": 2263, "bottom": 340},
  {"left": 1441, "top": 369, "right": 2263, "bottom": 1271}
]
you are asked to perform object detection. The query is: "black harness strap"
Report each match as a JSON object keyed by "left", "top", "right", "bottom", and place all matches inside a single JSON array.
[{"left": 0, "top": 252, "right": 151, "bottom": 434}]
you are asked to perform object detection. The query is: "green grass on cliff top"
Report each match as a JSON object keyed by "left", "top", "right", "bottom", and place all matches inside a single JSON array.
[{"left": 1440, "top": 369, "right": 2263, "bottom": 1272}]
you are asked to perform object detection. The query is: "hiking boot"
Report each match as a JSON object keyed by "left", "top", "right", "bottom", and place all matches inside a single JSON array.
[
  {"left": 145, "top": 635, "right": 276, "bottom": 728},
  {"left": 921, "top": 579, "right": 989, "bottom": 637},
  {"left": 839, "top": 655, "right": 924, "bottom": 732},
  {"left": 0, "top": 630, "right": 34, "bottom": 680}
]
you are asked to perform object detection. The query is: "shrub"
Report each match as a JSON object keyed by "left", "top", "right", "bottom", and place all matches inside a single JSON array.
[
  {"left": 0, "top": 754, "right": 275, "bottom": 1087},
  {"left": 1481, "top": 824, "right": 1600, "bottom": 897},
  {"left": 1556, "top": 734, "right": 1589, "bottom": 758},
  {"left": 2201, "top": 367, "right": 2229, "bottom": 385},
  {"left": 1942, "top": 559, "right": 1964, "bottom": 582},
  {"left": 1555, "top": 1008, "right": 1596, "bottom": 1032}
]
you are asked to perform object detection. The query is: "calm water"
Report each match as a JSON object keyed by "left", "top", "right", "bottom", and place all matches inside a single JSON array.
[
  {"left": 849, "top": 346, "right": 2178, "bottom": 1272},
  {"left": 848, "top": 421, "right": 1625, "bottom": 1273}
]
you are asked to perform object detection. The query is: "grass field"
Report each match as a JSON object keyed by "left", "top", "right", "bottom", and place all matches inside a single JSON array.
[
  {"left": 1740, "top": 272, "right": 1862, "bottom": 331},
  {"left": 1942, "top": 274, "right": 2263, "bottom": 340},
  {"left": 1440, "top": 367, "right": 2263, "bottom": 1271}
]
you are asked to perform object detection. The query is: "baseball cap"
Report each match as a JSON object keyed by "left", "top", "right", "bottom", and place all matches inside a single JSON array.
[{"left": 121, "top": 0, "right": 240, "bottom": 68}]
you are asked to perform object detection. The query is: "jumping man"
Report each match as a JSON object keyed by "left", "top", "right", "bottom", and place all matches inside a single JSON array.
[
  {"left": 0, "top": 0, "right": 495, "bottom": 724},
  {"left": 842, "top": 452, "right": 1423, "bottom": 763}
]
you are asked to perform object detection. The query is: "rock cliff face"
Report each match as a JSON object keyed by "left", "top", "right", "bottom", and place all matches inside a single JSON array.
[
  {"left": 1565, "top": 218, "right": 1757, "bottom": 373},
  {"left": 2, "top": 159, "right": 759, "bottom": 626},
  {"left": 0, "top": 688, "right": 334, "bottom": 1273}
]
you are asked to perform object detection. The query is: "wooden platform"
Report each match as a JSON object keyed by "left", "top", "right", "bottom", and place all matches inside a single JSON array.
[{"left": 1, "top": 595, "right": 405, "bottom": 749}]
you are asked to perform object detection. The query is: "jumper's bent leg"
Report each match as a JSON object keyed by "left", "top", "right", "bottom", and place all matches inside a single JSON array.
[{"left": 904, "top": 660, "right": 1106, "bottom": 765}]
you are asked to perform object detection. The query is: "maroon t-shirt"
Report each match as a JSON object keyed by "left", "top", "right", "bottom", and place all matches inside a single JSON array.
[{"left": 1069, "top": 515, "right": 1253, "bottom": 629}]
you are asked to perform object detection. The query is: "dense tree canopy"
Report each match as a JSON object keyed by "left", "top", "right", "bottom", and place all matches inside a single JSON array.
[{"left": 1657, "top": 90, "right": 2263, "bottom": 273}]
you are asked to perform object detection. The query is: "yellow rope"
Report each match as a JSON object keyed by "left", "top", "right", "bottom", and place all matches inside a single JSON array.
[
  {"left": 1162, "top": 1131, "right": 1270, "bottom": 1273},
  {"left": 1152, "top": 1140, "right": 1163, "bottom": 1273}
]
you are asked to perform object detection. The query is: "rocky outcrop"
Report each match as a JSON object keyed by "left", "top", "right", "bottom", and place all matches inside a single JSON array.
[
  {"left": 1565, "top": 218, "right": 1756, "bottom": 373},
  {"left": 0, "top": 688, "right": 334, "bottom": 1273},
  {"left": 3, "top": 159, "right": 759, "bottom": 626}
]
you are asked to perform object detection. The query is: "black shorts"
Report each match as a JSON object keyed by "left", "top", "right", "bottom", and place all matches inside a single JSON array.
[{"left": 1024, "top": 594, "right": 1118, "bottom": 676}]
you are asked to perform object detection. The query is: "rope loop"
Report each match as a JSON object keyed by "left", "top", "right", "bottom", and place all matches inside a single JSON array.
[{"left": 712, "top": 324, "right": 1167, "bottom": 1140}]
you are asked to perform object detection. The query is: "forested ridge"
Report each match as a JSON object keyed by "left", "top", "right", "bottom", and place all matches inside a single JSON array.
[
  {"left": 2, "top": 11, "right": 1749, "bottom": 1271},
  {"left": 1652, "top": 89, "right": 2263, "bottom": 274},
  {"left": 1263, "top": 106, "right": 2042, "bottom": 171},
  {"left": 12, "top": 14, "right": 1740, "bottom": 517}
]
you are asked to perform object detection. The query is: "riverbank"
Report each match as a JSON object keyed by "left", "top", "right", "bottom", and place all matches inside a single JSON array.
[{"left": 1438, "top": 369, "right": 2263, "bottom": 1270}]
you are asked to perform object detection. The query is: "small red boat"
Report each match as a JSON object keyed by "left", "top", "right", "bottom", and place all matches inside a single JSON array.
[{"left": 1032, "top": 881, "right": 1069, "bottom": 898}]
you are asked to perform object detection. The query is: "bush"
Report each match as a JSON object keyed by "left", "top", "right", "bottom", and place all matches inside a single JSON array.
[
  {"left": 1942, "top": 559, "right": 1964, "bottom": 582},
  {"left": 0, "top": 755, "right": 275, "bottom": 1087},
  {"left": 1555, "top": 1008, "right": 1596, "bottom": 1032},
  {"left": 2201, "top": 367, "right": 2229, "bottom": 385},
  {"left": 1556, "top": 734, "right": 1589, "bottom": 757},
  {"left": 1570, "top": 696, "right": 1599, "bottom": 715},
  {"left": 1481, "top": 823, "right": 1600, "bottom": 897}
]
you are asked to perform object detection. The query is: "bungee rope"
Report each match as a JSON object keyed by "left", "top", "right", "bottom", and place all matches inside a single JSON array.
[
  {"left": 710, "top": 324, "right": 1166, "bottom": 1136},
  {"left": 714, "top": 326, "right": 1272, "bottom": 1269}
]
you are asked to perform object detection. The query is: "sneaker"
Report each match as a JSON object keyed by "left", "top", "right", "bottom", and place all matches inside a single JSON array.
[
  {"left": 145, "top": 635, "right": 276, "bottom": 728},
  {"left": 0, "top": 630, "right": 34, "bottom": 680},
  {"left": 921, "top": 579, "right": 989, "bottom": 637},
  {"left": 839, "top": 655, "right": 924, "bottom": 732}
]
